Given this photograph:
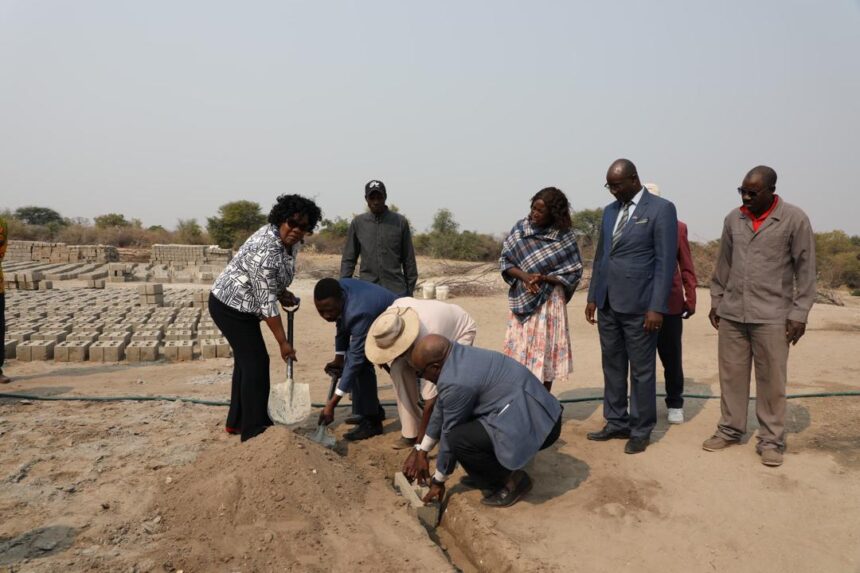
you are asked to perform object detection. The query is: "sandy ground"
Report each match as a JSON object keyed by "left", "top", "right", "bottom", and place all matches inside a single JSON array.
[{"left": 2, "top": 263, "right": 860, "bottom": 572}]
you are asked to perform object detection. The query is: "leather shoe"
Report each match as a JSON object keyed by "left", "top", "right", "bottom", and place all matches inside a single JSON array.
[
  {"left": 344, "top": 420, "right": 383, "bottom": 441},
  {"left": 481, "top": 471, "right": 533, "bottom": 508},
  {"left": 624, "top": 436, "right": 649, "bottom": 454},
  {"left": 587, "top": 426, "right": 631, "bottom": 441}
]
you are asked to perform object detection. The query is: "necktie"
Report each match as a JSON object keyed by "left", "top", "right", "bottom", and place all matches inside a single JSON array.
[{"left": 612, "top": 202, "right": 632, "bottom": 248}]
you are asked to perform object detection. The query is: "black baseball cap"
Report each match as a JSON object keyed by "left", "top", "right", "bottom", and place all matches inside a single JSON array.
[{"left": 365, "top": 180, "right": 386, "bottom": 197}]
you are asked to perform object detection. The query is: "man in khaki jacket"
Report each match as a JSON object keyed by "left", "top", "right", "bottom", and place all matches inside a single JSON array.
[{"left": 703, "top": 165, "right": 816, "bottom": 467}]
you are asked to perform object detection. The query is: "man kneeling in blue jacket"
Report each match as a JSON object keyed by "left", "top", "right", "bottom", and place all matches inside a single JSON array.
[{"left": 403, "top": 334, "right": 563, "bottom": 508}]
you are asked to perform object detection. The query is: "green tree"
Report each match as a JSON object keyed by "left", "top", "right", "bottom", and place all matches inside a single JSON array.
[
  {"left": 94, "top": 213, "right": 131, "bottom": 229},
  {"left": 14, "top": 206, "right": 65, "bottom": 226},
  {"left": 431, "top": 208, "right": 459, "bottom": 235},
  {"left": 176, "top": 218, "right": 204, "bottom": 244},
  {"left": 570, "top": 208, "right": 604, "bottom": 247},
  {"left": 206, "top": 200, "right": 266, "bottom": 248}
]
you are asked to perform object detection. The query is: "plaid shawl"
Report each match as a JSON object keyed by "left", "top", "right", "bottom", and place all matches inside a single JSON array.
[{"left": 500, "top": 218, "right": 583, "bottom": 321}]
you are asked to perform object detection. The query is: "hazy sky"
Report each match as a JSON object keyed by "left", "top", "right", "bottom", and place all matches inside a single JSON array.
[{"left": 1, "top": 1, "right": 858, "bottom": 241}]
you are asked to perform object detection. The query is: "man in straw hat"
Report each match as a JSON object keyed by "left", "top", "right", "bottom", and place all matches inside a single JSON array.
[{"left": 365, "top": 297, "right": 477, "bottom": 449}]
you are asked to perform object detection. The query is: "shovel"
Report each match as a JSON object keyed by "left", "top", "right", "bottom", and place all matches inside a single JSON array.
[
  {"left": 267, "top": 303, "right": 311, "bottom": 426},
  {"left": 309, "top": 373, "right": 338, "bottom": 448}
]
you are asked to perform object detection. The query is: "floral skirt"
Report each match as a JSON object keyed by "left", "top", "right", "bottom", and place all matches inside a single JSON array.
[{"left": 503, "top": 286, "right": 572, "bottom": 382}]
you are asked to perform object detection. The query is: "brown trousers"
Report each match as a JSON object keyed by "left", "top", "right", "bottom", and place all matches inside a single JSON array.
[{"left": 715, "top": 319, "right": 789, "bottom": 452}]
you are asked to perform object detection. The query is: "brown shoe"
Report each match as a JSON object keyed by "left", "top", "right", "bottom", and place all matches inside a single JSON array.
[
  {"left": 702, "top": 435, "right": 738, "bottom": 452},
  {"left": 391, "top": 436, "right": 416, "bottom": 450},
  {"left": 760, "top": 449, "right": 783, "bottom": 467}
]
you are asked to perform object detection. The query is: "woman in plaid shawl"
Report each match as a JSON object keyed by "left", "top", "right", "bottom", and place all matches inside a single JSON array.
[{"left": 500, "top": 187, "right": 583, "bottom": 392}]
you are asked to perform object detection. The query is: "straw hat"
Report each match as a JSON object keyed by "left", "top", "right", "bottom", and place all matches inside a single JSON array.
[
  {"left": 364, "top": 307, "right": 420, "bottom": 365},
  {"left": 644, "top": 182, "right": 661, "bottom": 197}
]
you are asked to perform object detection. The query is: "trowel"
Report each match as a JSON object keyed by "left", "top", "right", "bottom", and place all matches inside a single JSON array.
[
  {"left": 267, "top": 303, "right": 311, "bottom": 425},
  {"left": 309, "top": 373, "right": 338, "bottom": 448}
]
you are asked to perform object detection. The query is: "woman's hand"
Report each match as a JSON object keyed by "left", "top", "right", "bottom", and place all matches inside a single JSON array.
[{"left": 279, "top": 340, "right": 297, "bottom": 362}]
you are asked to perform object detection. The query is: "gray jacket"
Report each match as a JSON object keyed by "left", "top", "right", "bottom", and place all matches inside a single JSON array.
[{"left": 426, "top": 344, "right": 563, "bottom": 475}]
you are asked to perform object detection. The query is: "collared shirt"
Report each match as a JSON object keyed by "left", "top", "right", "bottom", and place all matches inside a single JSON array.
[
  {"left": 390, "top": 297, "right": 477, "bottom": 343},
  {"left": 333, "top": 279, "right": 398, "bottom": 396},
  {"left": 710, "top": 198, "right": 816, "bottom": 324},
  {"left": 612, "top": 187, "right": 645, "bottom": 235},
  {"left": 740, "top": 195, "right": 780, "bottom": 232},
  {"left": 0, "top": 216, "right": 7, "bottom": 295},
  {"left": 340, "top": 209, "right": 418, "bottom": 296},
  {"left": 211, "top": 224, "right": 296, "bottom": 318}
]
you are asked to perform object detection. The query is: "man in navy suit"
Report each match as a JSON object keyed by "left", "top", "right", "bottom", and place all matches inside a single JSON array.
[
  {"left": 585, "top": 159, "right": 678, "bottom": 454},
  {"left": 404, "top": 335, "right": 563, "bottom": 508}
]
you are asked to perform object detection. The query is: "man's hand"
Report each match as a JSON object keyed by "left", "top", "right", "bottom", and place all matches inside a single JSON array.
[
  {"left": 585, "top": 302, "right": 597, "bottom": 325},
  {"left": 403, "top": 449, "right": 430, "bottom": 484},
  {"left": 422, "top": 480, "right": 445, "bottom": 505},
  {"left": 318, "top": 399, "right": 336, "bottom": 426},
  {"left": 682, "top": 304, "right": 696, "bottom": 319},
  {"left": 644, "top": 311, "right": 663, "bottom": 333},
  {"left": 708, "top": 308, "right": 721, "bottom": 330},
  {"left": 324, "top": 355, "right": 344, "bottom": 377},
  {"left": 279, "top": 290, "right": 299, "bottom": 309},
  {"left": 279, "top": 341, "right": 296, "bottom": 362},
  {"left": 786, "top": 319, "right": 806, "bottom": 346}
]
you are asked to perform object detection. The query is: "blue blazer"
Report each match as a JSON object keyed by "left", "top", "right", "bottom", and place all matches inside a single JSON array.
[
  {"left": 427, "top": 344, "right": 563, "bottom": 475},
  {"left": 334, "top": 278, "right": 397, "bottom": 394},
  {"left": 587, "top": 189, "right": 678, "bottom": 315}
]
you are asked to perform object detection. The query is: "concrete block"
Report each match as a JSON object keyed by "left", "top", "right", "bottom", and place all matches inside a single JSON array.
[
  {"left": 126, "top": 340, "right": 159, "bottom": 362},
  {"left": 393, "top": 472, "right": 441, "bottom": 529},
  {"left": 199, "top": 338, "right": 218, "bottom": 359},
  {"left": 31, "top": 330, "right": 67, "bottom": 344},
  {"left": 165, "top": 328, "right": 194, "bottom": 341},
  {"left": 162, "top": 339, "right": 193, "bottom": 361},
  {"left": 89, "top": 340, "right": 126, "bottom": 362},
  {"left": 28, "top": 340, "right": 56, "bottom": 361},
  {"left": 99, "top": 331, "right": 132, "bottom": 344},
  {"left": 6, "top": 330, "right": 34, "bottom": 343}
]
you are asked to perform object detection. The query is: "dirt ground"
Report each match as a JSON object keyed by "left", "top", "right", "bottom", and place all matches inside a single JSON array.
[{"left": 2, "top": 258, "right": 860, "bottom": 572}]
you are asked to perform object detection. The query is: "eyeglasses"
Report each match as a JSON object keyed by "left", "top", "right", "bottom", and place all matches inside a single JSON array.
[
  {"left": 605, "top": 175, "right": 638, "bottom": 191},
  {"left": 286, "top": 218, "right": 313, "bottom": 233}
]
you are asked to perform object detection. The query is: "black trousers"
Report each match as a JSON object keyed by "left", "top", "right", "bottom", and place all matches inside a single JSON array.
[
  {"left": 208, "top": 294, "right": 272, "bottom": 441},
  {"left": 0, "top": 293, "right": 5, "bottom": 370},
  {"left": 448, "top": 415, "right": 563, "bottom": 487},
  {"left": 657, "top": 314, "right": 684, "bottom": 408}
]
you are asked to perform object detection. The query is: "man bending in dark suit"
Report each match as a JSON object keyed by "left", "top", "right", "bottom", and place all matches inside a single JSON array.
[
  {"left": 403, "top": 334, "right": 563, "bottom": 508},
  {"left": 585, "top": 159, "right": 678, "bottom": 454}
]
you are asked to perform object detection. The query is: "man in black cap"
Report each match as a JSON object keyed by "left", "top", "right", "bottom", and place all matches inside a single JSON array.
[{"left": 340, "top": 179, "right": 418, "bottom": 297}]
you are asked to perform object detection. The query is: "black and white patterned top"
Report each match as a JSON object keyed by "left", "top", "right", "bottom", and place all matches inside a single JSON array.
[{"left": 211, "top": 224, "right": 296, "bottom": 318}]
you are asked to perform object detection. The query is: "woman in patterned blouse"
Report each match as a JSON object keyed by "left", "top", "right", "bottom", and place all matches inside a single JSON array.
[{"left": 209, "top": 194, "right": 322, "bottom": 441}]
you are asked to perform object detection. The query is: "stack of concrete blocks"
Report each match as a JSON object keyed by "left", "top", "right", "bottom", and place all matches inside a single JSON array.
[
  {"left": 138, "top": 283, "right": 164, "bottom": 307},
  {"left": 6, "top": 241, "right": 118, "bottom": 264}
]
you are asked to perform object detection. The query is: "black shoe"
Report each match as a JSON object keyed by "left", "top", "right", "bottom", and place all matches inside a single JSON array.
[
  {"left": 587, "top": 426, "right": 631, "bottom": 441},
  {"left": 345, "top": 414, "right": 364, "bottom": 425},
  {"left": 344, "top": 420, "right": 383, "bottom": 441},
  {"left": 624, "top": 436, "right": 650, "bottom": 454},
  {"left": 481, "top": 471, "right": 533, "bottom": 508}
]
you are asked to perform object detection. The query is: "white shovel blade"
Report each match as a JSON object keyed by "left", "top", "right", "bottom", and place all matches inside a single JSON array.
[{"left": 267, "top": 378, "right": 311, "bottom": 425}]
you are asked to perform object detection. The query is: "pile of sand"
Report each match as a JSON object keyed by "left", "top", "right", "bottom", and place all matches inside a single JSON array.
[{"left": 143, "top": 426, "right": 450, "bottom": 572}]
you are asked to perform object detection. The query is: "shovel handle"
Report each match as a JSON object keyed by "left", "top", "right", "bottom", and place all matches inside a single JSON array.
[
  {"left": 286, "top": 309, "right": 295, "bottom": 380},
  {"left": 326, "top": 372, "right": 338, "bottom": 402}
]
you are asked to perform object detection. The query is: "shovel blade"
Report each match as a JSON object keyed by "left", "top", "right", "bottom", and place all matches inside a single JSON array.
[
  {"left": 310, "top": 424, "right": 337, "bottom": 448},
  {"left": 267, "top": 378, "right": 311, "bottom": 425}
]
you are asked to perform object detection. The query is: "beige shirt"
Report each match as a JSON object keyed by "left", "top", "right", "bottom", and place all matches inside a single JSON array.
[{"left": 710, "top": 198, "right": 816, "bottom": 324}]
